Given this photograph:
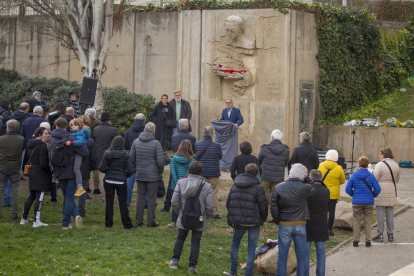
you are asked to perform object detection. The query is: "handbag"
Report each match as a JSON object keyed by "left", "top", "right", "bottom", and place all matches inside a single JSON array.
[
  {"left": 24, "top": 148, "right": 35, "bottom": 175},
  {"left": 162, "top": 109, "right": 175, "bottom": 128}
]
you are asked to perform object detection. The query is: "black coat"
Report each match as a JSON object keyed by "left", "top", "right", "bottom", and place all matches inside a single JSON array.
[
  {"left": 226, "top": 174, "right": 268, "bottom": 227},
  {"left": 46, "top": 111, "right": 62, "bottom": 129},
  {"left": 171, "top": 129, "right": 196, "bottom": 154},
  {"left": 169, "top": 99, "right": 192, "bottom": 132},
  {"left": 52, "top": 114, "right": 73, "bottom": 132},
  {"left": 124, "top": 121, "right": 145, "bottom": 150},
  {"left": 81, "top": 138, "right": 97, "bottom": 179},
  {"left": 28, "top": 139, "right": 52, "bottom": 191},
  {"left": 98, "top": 149, "right": 135, "bottom": 182},
  {"left": 230, "top": 153, "right": 262, "bottom": 180},
  {"left": 151, "top": 101, "right": 176, "bottom": 141},
  {"left": 258, "top": 139, "right": 289, "bottom": 182},
  {"left": 306, "top": 181, "right": 330, "bottom": 242},
  {"left": 27, "top": 97, "right": 49, "bottom": 114},
  {"left": 0, "top": 107, "right": 10, "bottom": 117},
  {"left": 270, "top": 178, "right": 316, "bottom": 224},
  {"left": 11, "top": 110, "right": 31, "bottom": 133},
  {"left": 92, "top": 122, "right": 120, "bottom": 165},
  {"left": 288, "top": 142, "right": 320, "bottom": 173}
]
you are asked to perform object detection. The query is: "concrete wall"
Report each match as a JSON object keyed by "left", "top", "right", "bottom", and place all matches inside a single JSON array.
[{"left": 312, "top": 125, "right": 414, "bottom": 163}]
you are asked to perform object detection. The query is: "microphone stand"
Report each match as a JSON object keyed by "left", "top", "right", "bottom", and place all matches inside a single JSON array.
[{"left": 350, "top": 123, "right": 363, "bottom": 174}]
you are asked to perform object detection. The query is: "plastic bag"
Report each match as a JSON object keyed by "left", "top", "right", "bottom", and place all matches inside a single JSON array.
[
  {"left": 403, "top": 120, "right": 414, "bottom": 128},
  {"left": 384, "top": 117, "right": 399, "bottom": 127}
]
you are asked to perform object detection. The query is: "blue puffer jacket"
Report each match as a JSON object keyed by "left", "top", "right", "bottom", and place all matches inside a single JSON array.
[
  {"left": 71, "top": 129, "right": 90, "bottom": 147},
  {"left": 195, "top": 137, "right": 222, "bottom": 177},
  {"left": 346, "top": 168, "right": 381, "bottom": 204},
  {"left": 170, "top": 155, "right": 195, "bottom": 190}
]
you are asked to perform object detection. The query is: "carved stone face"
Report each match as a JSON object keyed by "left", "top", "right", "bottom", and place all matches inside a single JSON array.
[{"left": 226, "top": 17, "right": 242, "bottom": 41}]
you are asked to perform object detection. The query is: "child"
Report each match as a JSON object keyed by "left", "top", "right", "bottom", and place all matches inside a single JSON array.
[{"left": 66, "top": 119, "right": 90, "bottom": 196}]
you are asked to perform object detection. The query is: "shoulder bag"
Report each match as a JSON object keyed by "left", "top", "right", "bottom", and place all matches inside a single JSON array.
[
  {"left": 321, "top": 169, "right": 331, "bottom": 188},
  {"left": 382, "top": 160, "right": 397, "bottom": 196},
  {"left": 361, "top": 177, "right": 374, "bottom": 195},
  {"left": 162, "top": 108, "right": 176, "bottom": 128},
  {"left": 196, "top": 141, "right": 213, "bottom": 161},
  {"left": 24, "top": 148, "right": 35, "bottom": 175}
]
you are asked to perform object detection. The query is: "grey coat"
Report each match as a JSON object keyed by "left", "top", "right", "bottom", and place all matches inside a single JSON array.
[
  {"left": 130, "top": 131, "right": 166, "bottom": 182},
  {"left": 258, "top": 139, "right": 289, "bottom": 182},
  {"left": 172, "top": 174, "right": 214, "bottom": 231}
]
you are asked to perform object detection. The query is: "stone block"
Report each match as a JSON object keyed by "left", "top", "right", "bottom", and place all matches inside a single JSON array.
[
  {"left": 333, "top": 201, "right": 355, "bottom": 230},
  {"left": 255, "top": 246, "right": 297, "bottom": 275}
]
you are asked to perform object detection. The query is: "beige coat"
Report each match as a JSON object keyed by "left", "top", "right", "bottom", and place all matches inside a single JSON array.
[{"left": 373, "top": 158, "right": 400, "bottom": 206}]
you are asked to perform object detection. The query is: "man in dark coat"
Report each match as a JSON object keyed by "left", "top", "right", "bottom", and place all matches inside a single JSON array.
[
  {"left": 50, "top": 117, "right": 88, "bottom": 229},
  {"left": 171, "top": 119, "right": 196, "bottom": 154},
  {"left": 91, "top": 112, "right": 120, "bottom": 194},
  {"left": 169, "top": 90, "right": 193, "bottom": 133},
  {"left": 52, "top": 107, "right": 74, "bottom": 132},
  {"left": 305, "top": 169, "right": 330, "bottom": 276},
  {"left": 224, "top": 164, "right": 268, "bottom": 276},
  {"left": 288, "top": 132, "right": 320, "bottom": 177},
  {"left": 21, "top": 106, "right": 47, "bottom": 157},
  {"left": 220, "top": 99, "right": 243, "bottom": 128},
  {"left": 124, "top": 113, "right": 146, "bottom": 205},
  {"left": 151, "top": 94, "right": 176, "bottom": 151},
  {"left": 27, "top": 91, "right": 49, "bottom": 115},
  {"left": 0, "top": 119, "right": 25, "bottom": 220},
  {"left": 270, "top": 163, "right": 316, "bottom": 276},
  {"left": 195, "top": 126, "right": 223, "bottom": 219},
  {"left": 11, "top": 103, "right": 31, "bottom": 134},
  {"left": 258, "top": 129, "right": 289, "bottom": 202}
]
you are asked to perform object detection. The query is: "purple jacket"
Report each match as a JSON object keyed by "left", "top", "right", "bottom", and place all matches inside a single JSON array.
[{"left": 50, "top": 128, "right": 89, "bottom": 180}]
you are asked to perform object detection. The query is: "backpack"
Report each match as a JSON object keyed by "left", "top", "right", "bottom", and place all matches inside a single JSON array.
[
  {"left": 49, "top": 143, "right": 70, "bottom": 168},
  {"left": 399, "top": 160, "right": 412, "bottom": 168},
  {"left": 181, "top": 181, "right": 205, "bottom": 230}
]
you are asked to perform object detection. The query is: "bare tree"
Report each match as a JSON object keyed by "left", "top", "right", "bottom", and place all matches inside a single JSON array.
[{"left": 13, "top": 0, "right": 121, "bottom": 112}]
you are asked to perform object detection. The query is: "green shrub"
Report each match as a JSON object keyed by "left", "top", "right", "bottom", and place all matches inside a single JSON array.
[{"left": 0, "top": 68, "right": 20, "bottom": 90}]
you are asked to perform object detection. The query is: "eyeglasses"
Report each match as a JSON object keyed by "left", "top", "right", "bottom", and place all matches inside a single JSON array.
[
  {"left": 226, "top": 102, "right": 232, "bottom": 104},
  {"left": 162, "top": 98, "right": 168, "bottom": 100}
]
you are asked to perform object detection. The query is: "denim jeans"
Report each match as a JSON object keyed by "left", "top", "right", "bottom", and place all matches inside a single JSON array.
[
  {"left": 230, "top": 225, "right": 260, "bottom": 275},
  {"left": 305, "top": 241, "right": 326, "bottom": 276},
  {"left": 173, "top": 123, "right": 179, "bottom": 135},
  {"left": 0, "top": 169, "right": 20, "bottom": 216},
  {"left": 59, "top": 178, "right": 80, "bottom": 227},
  {"left": 127, "top": 173, "right": 136, "bottom": 205},
  {"left": 276, "top": 224, "right": 308, "bottom": 276},
  {"left": 4, "top": 178, "right": 11, "bottom": 206}
]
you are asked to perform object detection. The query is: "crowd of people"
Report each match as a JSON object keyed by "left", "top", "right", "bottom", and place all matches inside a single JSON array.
[{"left": 0, "top": 90, "right": 401, "bottom": 276}]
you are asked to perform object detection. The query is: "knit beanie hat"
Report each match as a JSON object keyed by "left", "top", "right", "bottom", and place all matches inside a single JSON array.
[
  {"left": 33, "top": 91, "right": 41, "bottom": 97},
  {"left": 326, "top": 150, "right": 339, "bottom": 162}
]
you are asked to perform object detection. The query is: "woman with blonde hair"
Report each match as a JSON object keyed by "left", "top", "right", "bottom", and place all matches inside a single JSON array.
[
  {"left": 372, "top": 147, "right": 400, "bottom": 243},
  {"left": 79, "top": 114, "right": 91, "bottom": 126},
  {"left": 167, "top": 139, "right": 195, "bottom": 228}
]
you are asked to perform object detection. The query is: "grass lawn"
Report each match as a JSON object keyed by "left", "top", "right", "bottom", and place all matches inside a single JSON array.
[{"left": 0, "top": 173, "right": 353, "bottom": 275}]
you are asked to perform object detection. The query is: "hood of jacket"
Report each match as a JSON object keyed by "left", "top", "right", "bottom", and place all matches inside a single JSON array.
[
  {"left": 181, "top": 174, "right": 204, "bottom": 199},
  {"left": 28, "top": 138, "right": 45, "bottom": 149},
  {"left": 138, "top": 131, "right": 155, "bottom": 142},
  {"left": 352, "top": 168, "right": 372, "bottom": 179},
  {"left": 267, "top": 139, "right": 287, "bottom": 155},
  {"left": 174, "top": 155, "right": 195, "bottom": 165},
  {"left": 233, "top": 173, "right": 260, "bottom": 189},
  {"left": 12, "top": 111, "right": 30, "bottom": 120},
  {"left": 130, "top": 121, "right": 145, "bottom": 133},
  {"left": 51, "top": 128, "right": 70, "bottom": 140},
  {"left": 321, "top": 160, "right": 338, "bottom": 170},
  {"left": 0, "top": 107, "right": 9, "bottom": 116},
  {"left": 106, "top": 149, "right": 127, "bottom": 159}
]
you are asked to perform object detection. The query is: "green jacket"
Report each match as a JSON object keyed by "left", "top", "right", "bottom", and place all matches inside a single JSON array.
[
  {"left": 0, "top": 133, "right": 25, "bottom": 170},
  {"left": 170, "top": 155, "right": 195, "bottom": 190}
]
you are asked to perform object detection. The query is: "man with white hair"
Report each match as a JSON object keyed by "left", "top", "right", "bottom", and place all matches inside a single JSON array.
[
  {"left": 257, "top": 129, "right": 289, "bottom": 201},
  {"left": 124, "top": 113, "right": 146, "bottom": 205},
  {"left": 21, "top": 106, "right": 47, "bottom": 157},
  {"left": 169, "top": 90, "right": 193, "bottom": 134},
  {"left": 170, "top": 119, "right": 196, "bottom": 154},
  {"left": 270, "top": 163, "right": 316, "bottom": 276}
]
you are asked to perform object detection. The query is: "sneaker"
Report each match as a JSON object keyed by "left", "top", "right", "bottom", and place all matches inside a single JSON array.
[
  {"left": 93, "top": 189, "right": 101, "bottom": 195},
  {"left": 353, "top": 241, "right": 359, "bottom": 247},
  {"left": 62, "top": 225, "right": 72, "bottom": 230},
  {"left": 147, "top": 222, "right": 159, "bottom": 228},
  {"left": 4, "top": 204, "right": 10, "bottom": 207},
  {"left": 74, "top": 187, "right": 86, "bottom": 197},
  {"left": 135, "top": 222, "right": 143, "bottom": 227},
  {"left": 167, "top": 260, "right": 178, "bottom": 269},
  {"left": 20, "top": 218, "right": 28, "bottom": 225},
  {"left": 161, "top": 208, "right": 170, "bottom": 213},
  {"left": 11, "top": 215, "right": 18, "bottom": 220},
  {"left": 188, "top": 267, "right": 198, "bottom": 274},
  {"left": 223, "top": 272, "right": 237, "bottom": 276},
  {"left": 212, "top": 214, "right": 223, "bottom": 219},
  {"left": 372, "top": 234, "right": 383, "bottom": 242},
  {"left": 328, "top": 230, "right": 334, "bottom": 236},
  {"left": 366, "top": 241, "right": 371, "bottom": 247},
  {"left": 75, "top": 216, "right": 84, "bottom": 229},
  {"left": 33, "top": 221, "right": 48, "bottom": 228},
  {"left": 388, "top": 234, "right": 394, "bottom": 242},
  {"left": 167, "top": 222, "right": 176, "bottom": 229},
  {"left": 20, "top": 176, "right": 27, "bottom": 181}
]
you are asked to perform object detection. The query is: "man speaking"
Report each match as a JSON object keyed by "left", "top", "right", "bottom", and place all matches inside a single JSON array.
[{"left": 220, "top": 99, "right": 243, "bottom": 128}]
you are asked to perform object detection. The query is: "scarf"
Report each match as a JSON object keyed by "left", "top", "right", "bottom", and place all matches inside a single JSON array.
[{"left": 69, "top": 98, "right": 81, "bottom": 118}]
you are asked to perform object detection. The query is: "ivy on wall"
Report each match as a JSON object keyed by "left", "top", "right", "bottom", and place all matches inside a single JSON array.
[
  {"left": 133, "top": 0, "right": 412, "bottom": 119},
  {"left": 368, "top": 0, "right": 414, "bottom": 23}
]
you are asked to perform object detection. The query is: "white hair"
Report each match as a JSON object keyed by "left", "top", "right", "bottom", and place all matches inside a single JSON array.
[
  {"left": 271, "top": 129, "right": 283, "bottom": 140},
  {"left": 85, "top": 108, "right": 96, "bottom": 118},
  {"left": 289, "top": 163, "right": 308, "bottom": 181},
  {"left": 39, "top": 122, "right": 51, "bottom": 130},
  {"left": 203, "top": 126, "right": 213, "bottom": 138},
  {"left": 33, "top": 106, "right": 43, "bottom": 114},
  {"left": 179, "top": 119, "right": 188, "bottom": 129},
  {"left": 145, "top": 122, "right": 155, "bottom": 133},
  {"left": 134, "top": 113, "right": 146, "bottom": 122}
]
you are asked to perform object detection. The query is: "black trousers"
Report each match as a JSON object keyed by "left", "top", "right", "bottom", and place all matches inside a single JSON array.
[
  {"left": 50, "top": 182, "right": 57, "bottom": 202},
  {"left": 328, "top": 199, "right": 338, "bottom": 231},
  {"left": 22, "top": 190, "right": 44, "bottom": 223},
  {"left": 163, "top": 179, "right": 173, "bottom": 211},
  {"left": 104, "top": 180, "right": 133, "bottom": 229},
  {"left": 172, "top": 229, "right": 203, "bottom": 268}
]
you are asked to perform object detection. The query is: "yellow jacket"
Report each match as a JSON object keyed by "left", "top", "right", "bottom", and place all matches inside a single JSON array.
[{"left": 318, "top": 160, "right": 345, "bottom": 199}]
